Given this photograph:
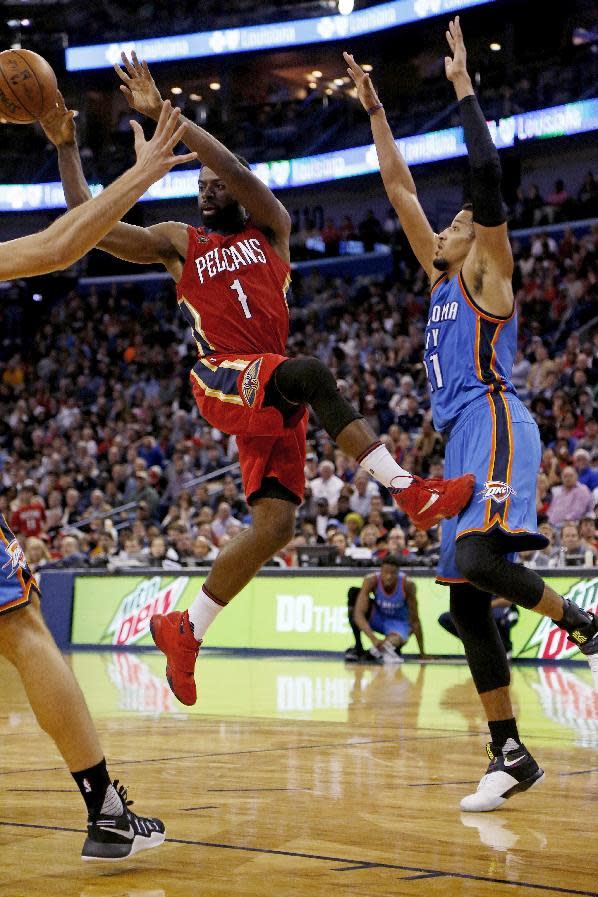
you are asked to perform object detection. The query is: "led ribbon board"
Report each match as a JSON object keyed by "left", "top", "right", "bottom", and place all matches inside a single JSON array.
[
  {"left": 1, "top": 99, "right": 596, "bottom": 212},
  {"left": 66, "top": 0, "right": 496, "bottom": 71}
]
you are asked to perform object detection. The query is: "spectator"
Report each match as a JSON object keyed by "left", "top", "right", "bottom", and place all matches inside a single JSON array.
[
  {"left": 309, "top": 460, "right": 344, "bottom": 514},
  {"left": 109, "top": 534, "right": 146, "bottom": 570},
  {"left": 49, "top": 534, "right": 88, "bottom": 568},
  {"left": 557, "top": 521, "right": 596, "bottom": 567},
  {"left": 137, "top": 435, "right": 164, "bottom": 469},
  {"left": 547, "top": 466, "right": 594, "bottom": 526},
  {"left": 573, "top": 448, "right": 598, "bottom": 492},
  {"left": 10, "top": 481, "right": 45, "bottom": 538},
  {"left": 145, "top": 535, "right": 181, "bottom": 569},
  {"left": 410, "top": 530, "right": 439, "bottom": 566},
  {"left": 132, "top": 470, "right": 161, "bottom": 520},
  {"left": 522, "top": 522, "right": 560, "bottom": 568},
  {"left": 579, "top": 517, "right": 598, "bottom": 554},
  {"left": 24, "top": 536, "right": 51, "bottom": 573},
  {"left": 348, "top": 470, "right": 379, "bottom": 517},
  {"left": 186, "top": 535, "right": 218, "bottom": 566},
  {"left": 211, "top": 501, "right": 238, "bottom": 543}
]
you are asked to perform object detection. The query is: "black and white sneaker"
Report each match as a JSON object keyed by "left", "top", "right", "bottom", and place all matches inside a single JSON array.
[
  {"left": 82, "top": 781, "right": 165, "bottom": 861},
  {"left": 460, "top": 743, "right": 544, "bottom": 812},
  {"left": 344, "top": 646, "right": 365, "bottom": 662}
]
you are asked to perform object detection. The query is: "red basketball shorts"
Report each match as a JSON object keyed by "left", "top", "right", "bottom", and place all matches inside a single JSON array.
[{"left": 190, "top": 353, "right": 308, "bottom": 504}]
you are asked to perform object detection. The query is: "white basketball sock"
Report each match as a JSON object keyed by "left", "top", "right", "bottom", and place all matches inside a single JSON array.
[
  {"left": 358, "top": 441, "right": 413, "bottom": 491},
  {"left": 187, "top": 587, "right": 225, "bottom": 640}
]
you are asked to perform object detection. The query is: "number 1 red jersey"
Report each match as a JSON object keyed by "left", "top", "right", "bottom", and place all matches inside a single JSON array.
[{"left": 176, "top": 223, "right": 291, "bottom": 357}]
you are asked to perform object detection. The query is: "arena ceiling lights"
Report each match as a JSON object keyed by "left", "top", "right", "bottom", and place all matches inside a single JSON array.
[
  {"left": 2, "top": 98, "right": 596, "bottom": 212},
  {"left": 65, "top": 0, "right": 496, "bottom": 71}
]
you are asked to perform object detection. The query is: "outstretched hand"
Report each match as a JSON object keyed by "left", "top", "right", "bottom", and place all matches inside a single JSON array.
[
  {"left": 115, "top": 50, "right": 163, "bottom": 120},
  {"left": 40, "top": 91, "right": 76, "bottom": 147},
  {"left": 343, "top": 52, "right": 381, "bottom": 112},
  {"left": 444, "top": 16, "right": 468, "bottom": 82},
  {"left": 131, "top": 100, "right": 197, "bottom": 183}
]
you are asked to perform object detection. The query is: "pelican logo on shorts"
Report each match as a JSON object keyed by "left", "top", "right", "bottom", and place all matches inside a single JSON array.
[
  {"left": 1, "top": 539, "right": 27, "bottom": 580},
  {"left": 242, "top": 358, "right": 263, "bottom": 408},
  {"left": 478, "top": 481, "right": 516, "bottom": 504}
]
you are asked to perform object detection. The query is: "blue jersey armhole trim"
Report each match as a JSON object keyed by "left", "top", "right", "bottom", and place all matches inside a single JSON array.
[{"left": 459, "top": 269, "right": 515, "bottom": 322}]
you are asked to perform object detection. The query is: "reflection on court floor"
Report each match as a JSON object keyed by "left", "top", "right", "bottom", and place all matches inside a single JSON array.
[
  {"left": 72, "top": 652, "right": 598, "bottom": 748},
  {"left": 1, "top": 652, "right": 597, "bottom": 897}
]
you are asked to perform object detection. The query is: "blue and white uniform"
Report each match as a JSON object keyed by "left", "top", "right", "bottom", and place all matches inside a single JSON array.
[
  {"left": 0, "top": 515, "right": 38, "bottom": 614},
  {"left": 424, "top": 270, "right": 546, "bottom": 584},
  {"left": 369, "top": 572, "right": 411, "bottom": 641}
]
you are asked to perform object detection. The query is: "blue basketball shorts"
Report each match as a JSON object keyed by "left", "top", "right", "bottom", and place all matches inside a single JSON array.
[
  {"left": 369, "top": 609, "right": 411, "bottom": 641},
  {"left": 437, "top": 392, "right": 547, "bottom": 584},
  {"left": 0, "top": 515, "right": 38, "bottom": 615}
]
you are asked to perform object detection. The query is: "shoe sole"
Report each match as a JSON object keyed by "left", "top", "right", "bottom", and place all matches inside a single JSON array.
[
  {"left": 149, "top": 619, "right": 196, "bottom": 707},
  {"left": 461, "top": 769, "right": 544, "bottom": 812},
  {"left": 82, "top": 831, "right": 165, "bottom": 862},
  {"left": 581, "top": 651, "right": 598, "bottom": 690}
]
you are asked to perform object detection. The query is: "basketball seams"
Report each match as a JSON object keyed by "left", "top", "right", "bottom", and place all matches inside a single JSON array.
[
  {"left": 0, "top": 66, "right": 33, "bottom": 121},
  {"left": 11, "top": 50, "right": 45, "bottom": 116}
]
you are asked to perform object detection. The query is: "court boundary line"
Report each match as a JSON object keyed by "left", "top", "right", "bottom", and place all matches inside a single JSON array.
[{"left": 0, "top": 820, "right": 595, "bottom": 897}]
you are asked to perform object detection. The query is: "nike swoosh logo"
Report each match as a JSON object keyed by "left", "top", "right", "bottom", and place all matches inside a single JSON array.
[
  {"left": 97, "top": 824, "right": 135, "bottom": 840},
  {"left": 503, "top": 755, "right": 526, "bottom": 767},
  {"left": 418, "top": 493, "right": 440, "bottom": 516}
]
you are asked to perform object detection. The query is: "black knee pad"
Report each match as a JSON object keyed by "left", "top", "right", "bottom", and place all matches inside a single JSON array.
[
  {"left": 450, "top": 583, "right": 510, "bottom": 694},
  {"left": 455, "top": 533, "right": 544, "bottom": 609},
  {"left": 270, "top": 357, "right": 361, "bottom": 439}
]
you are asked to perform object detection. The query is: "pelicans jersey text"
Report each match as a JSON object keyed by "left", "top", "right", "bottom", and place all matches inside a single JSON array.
[{"left": 176, "top": 223, "right": 307, "bottom": 504}]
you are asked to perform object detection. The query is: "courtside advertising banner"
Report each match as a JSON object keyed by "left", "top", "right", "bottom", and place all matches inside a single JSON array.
[{"left": 71, "top": 573, "right": 597, "bottom": 660}]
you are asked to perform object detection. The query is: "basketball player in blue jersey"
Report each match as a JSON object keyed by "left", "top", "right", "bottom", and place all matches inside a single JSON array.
[
  {"left": 0, "top": 100, "right": 195, "bottom": 858},
  {"left": 345, "top": 16, "right": 598, "bottom": 812},
  {"left": 353, "top": 556, "right": 425, "bottom": 662}
]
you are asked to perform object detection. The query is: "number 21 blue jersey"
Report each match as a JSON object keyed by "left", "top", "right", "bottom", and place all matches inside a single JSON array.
[{"left": 424, "top": 270, "right": 518, "bottom": 434}]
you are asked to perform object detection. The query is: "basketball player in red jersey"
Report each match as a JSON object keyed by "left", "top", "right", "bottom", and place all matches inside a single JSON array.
[
  {"left": 0, "top": 101, "right": 195, "bottom": 859},
  {"left": 47, "top": 53, "right": 474, "bottom": 706}
]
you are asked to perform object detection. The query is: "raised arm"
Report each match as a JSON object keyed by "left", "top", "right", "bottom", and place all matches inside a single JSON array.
[
  {"left": 445, "top": 17, "right": 514, "bottom": 313},
  {"left": 41, "top": 95, "right": 187, "bottom": 279},
  {"left": 353, "top": 575, "right": 383, "bottom": 649},
  {"left": 0, "top": 102, "right": 195, "bottom": 282},
  {"left": 115, "top": 52, "right": 291, "bottom": 263},
  {"left": 344, "top": 52, "right": 436, "bottom": 279}
]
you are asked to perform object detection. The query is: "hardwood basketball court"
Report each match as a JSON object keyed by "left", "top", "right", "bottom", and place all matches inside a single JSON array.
[{"left": 1, "top": 652, "right": 596, "bottom": 897}]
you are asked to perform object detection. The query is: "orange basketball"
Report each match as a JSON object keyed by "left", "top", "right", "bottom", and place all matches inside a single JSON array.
[{"left": 0, "top": 49, "right": 57, "bottom": 124}]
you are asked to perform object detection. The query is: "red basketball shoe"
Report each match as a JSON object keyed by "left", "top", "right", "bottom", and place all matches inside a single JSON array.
[
  {"left": 393, "top": 474, "right": 475, "bottom": 530},
  {"left": 150, "top": 610, "right": 201, "bottom": 706}
]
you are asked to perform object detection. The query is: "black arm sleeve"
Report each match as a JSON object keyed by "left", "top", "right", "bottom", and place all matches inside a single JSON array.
[{"left": 459, "top": 94, "right": 506, "bottom": 228}]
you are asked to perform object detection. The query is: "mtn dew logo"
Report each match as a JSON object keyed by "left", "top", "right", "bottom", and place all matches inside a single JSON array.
[
  {"left": 104, "top": 576, "right": 189, "bottom": 646},
  {"left": 521, "top": 578, "right": 598, "bottom": 660}
]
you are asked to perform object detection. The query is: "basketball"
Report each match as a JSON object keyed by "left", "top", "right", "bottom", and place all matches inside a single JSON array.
[{"left": 0, "top": 49, "right": 57, "bottom": 123}]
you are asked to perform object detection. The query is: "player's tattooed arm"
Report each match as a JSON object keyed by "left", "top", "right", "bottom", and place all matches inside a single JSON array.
[
  {"left": 41, "top": 93, "right": 188, "bottom": 280},
  {"left": 344, "top": 52, "right": 436, "bottom": 280},
  {"left": 115, "top": 52, "right": 292, "bottom": 264},
  {"left": 0, "top": 102, "right": 196, "bottom": 280}
]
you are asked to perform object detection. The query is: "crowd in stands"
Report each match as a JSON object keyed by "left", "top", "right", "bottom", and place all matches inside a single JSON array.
[
  {"left": 2, "top": 24, "right": 596, "bottom": 184},
  {"left": 0, "top": 211, "right": 596, "bottom": 573},
  {"left": 290, "top": 173, "right": 598, "bottom": 261}
]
